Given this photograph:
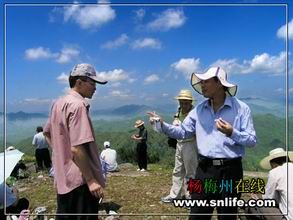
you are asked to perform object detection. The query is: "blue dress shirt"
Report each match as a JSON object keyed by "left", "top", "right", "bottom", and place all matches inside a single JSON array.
[{"left": 162, "top": 96, "right": 257, "bottom": 158}]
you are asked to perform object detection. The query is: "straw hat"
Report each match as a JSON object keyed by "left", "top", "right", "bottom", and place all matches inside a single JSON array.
[
  {"left": 174, "top": 90, "right": 195, "bottom": 101},
  {"left": 259, "top": 148, "right": 293, "bottom": 170},
  {"left": 134, "top": 120, "right": 144, "bottom": 128},
  {"left": 191, "top": 66, "right": 237, "bottom": 97}
]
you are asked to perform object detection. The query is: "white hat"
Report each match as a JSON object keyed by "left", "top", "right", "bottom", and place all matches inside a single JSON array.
[
  {"left": 174, "top": 90, "right": 195, "bottom": 101},
  {"left": 6, "top": 146, "right": 15, "bottom": 151},
  {"left": 104, "top": 141, "right": 110, "bottom": 148},
  {"left": 259, "top": 148, "right": 293, "bottom": 170},
  {"left": 191, "top": 67, "right": 237, "bottom": 96},
  {"left": 134, "top": 120, "right": 144, "bottom": 128},
  {"left": 70, "top": 63, "right": 107, "bottom": 84}
]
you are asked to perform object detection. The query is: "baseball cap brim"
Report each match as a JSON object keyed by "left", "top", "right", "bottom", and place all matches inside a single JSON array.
[{"left": 88, "top": 75, "right": 108, "bottom": 84}]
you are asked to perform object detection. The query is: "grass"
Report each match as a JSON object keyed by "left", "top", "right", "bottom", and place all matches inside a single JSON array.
[{"left": 15, "top": 164, "right": 267, "bottom": 220}]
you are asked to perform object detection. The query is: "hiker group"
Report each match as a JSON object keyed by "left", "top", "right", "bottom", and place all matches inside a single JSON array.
[{"left": 1, "top": 63, "right": 292, "bottom": 220}]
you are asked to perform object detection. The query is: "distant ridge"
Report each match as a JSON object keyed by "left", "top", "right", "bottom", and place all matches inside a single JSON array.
[{"left": 0, "top": 111, "right": 47, "bottom": 121}]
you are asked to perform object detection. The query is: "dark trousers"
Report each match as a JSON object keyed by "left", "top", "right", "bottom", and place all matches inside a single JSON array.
[
  {"left": 189, "top": 156, "right": 243, "bottom": 220},
  {"left": 56, "top": 184, "right": 100, "bottom": 220},
  {"left": 137, "top": 142, "right": 147, "bottom": 170},
  {"left": 239, "top": 206, "right": 286, "bottom": 220},
  {"left": 35, "top": 148, "right": 51, "bottom": 170},
  {"left": 4, "top": 198, "right": 30, "bottom": 217}
]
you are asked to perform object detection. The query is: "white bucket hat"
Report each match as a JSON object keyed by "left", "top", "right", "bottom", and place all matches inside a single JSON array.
[
  {"left": 259, "top": 148, "right": 293, "bottom": 170},
  {"left": 174, "top": 90, "right": 195, "bottom": 101},
  {"left": 104, "top": 141, "right": 110, "bottom": 148},
  {"left": 191, "top": 66, "right": 237, "bottom": 96},
  {"left": 70, "top": 63, "right": 108, "bottom": 84}
]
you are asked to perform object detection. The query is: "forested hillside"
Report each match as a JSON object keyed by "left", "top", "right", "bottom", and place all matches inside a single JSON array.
[{"left": 11, "top": 114, "right": 293, "bottom": 171}]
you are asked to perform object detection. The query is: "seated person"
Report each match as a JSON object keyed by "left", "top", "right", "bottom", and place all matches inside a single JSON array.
[
  {"left": 242, "top": 147, "right": 293, "bottom": 220},
  {"left": 100, "top": 141, "right": 119, "bottom": 172},
  {"left": 0, "top": 183, "right": 29, "bottom": 219}
]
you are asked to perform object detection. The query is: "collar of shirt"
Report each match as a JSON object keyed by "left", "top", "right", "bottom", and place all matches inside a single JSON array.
[
  {"left": 203, "top": 96, "right": 233, "bottom": 110},
  {"left": 68, "top": 90, "right": 90, "bottom": 109}
]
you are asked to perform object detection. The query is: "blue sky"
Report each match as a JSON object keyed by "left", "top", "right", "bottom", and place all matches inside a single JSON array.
[{"left": 1, "top": 1, "right": 293, "bottom": 112}]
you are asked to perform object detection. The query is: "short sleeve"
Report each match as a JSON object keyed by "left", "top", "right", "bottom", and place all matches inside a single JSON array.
[{"left": 68, "top": 104, "right": 94, "bottom": 147}]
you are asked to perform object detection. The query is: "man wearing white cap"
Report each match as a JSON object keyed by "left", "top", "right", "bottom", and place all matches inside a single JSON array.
[
  {"left": 148, "top": 66, "right": 257, "bottom": 219},
  {"left": 242, "top": 148, "right": 293, "bottom": 220},
  {"left": 161, "top": 90, "right": 198, "bottom": 203},
  {"left": 100, "top": 141, "right": 119, "bottom": 172},
  {"left": 44, "top": 63, "right": 107, "bottom": 219}
]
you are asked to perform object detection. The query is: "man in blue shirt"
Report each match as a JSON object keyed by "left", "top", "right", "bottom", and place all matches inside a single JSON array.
[{"left": 148, "top": 67, "right": 256, "bottom": 219}]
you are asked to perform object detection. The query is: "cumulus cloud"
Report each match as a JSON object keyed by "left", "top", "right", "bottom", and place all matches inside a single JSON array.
[
  {"left": 96, "top": 69, "right": 135, "bottom": 84},
  {"left": 110, "top": 90, "right": 130, "bottom": 98},
  {"left": 147, "top": 8, "right": 186, "bottom": 31},
  {"left": 23, "top": 98, "right": 52, "bottom": 104},
  {"left": 144, "top": 74, "right": 160, "bottom": 85},
  {"left": 101, "top": 34, "right": 129, "bottom": 49},
  {"left": 171, "top": 58, "right": 201, "bottom": 78},
  {"left": 63, "top": 2, "right": 116, "bottom": 29},
  {"left": 276, "top": 18, "right": 293, "bottom": 40},
  {"left": 131, "top": 38, "right": 161, "bottom": 49},
  {"left": 134, "top": 8, "right": 146, "bottom": 20},
  {"left": 25, "top": 47, "right": 57, "bottom": 60},
  {"left": 25, "top": 46, "right": 80, "bottom": 63},
  {"left": 57, "top": 72, "right": 69, "bottom": 84},
  {"left": 211, "top": 52, "right": 286, "bottom": 75},
  {"left": 56, "top": 47, "right": 80, "bottom": 63}
]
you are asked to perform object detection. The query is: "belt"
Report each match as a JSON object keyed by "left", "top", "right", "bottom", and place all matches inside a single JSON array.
[{"left": 199, "top": 155, "right": 242, "bottom": 167}]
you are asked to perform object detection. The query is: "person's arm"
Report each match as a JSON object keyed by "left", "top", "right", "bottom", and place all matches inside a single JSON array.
[
  {"left": 262, "top": 172, "right": 278, "bottom": 200},
  {"left": 32, "top": 135, "right": 36, "bottom": 147},
  {"left": 147, "top": 111, "right": 195, "bottom": 139},
  {"left": 229, "top": 107, "right": 257, "bottom": 148},
  {"left": 71, "top": 143, "right": 104, "bottom": 198}
]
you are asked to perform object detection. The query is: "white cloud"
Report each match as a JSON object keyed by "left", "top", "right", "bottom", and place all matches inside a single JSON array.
[
  {"left": 132, "top": 38, "right": 161, "bottom": 49},
  {"left": 57, "top": 72, "right": 69, "bottom": 84},
  {"left": 211, "top": 52, "right": 286, "bottom": 75},
  {"left": 56, "top": 47, "right": 80, "bottom": 63},
  {"left": 144, "top": 74, "right": 160, "bottom": 85},
  {"left": 25, "top": 47, "right": 57, "bottom": 60},
  {"left": 147, "top": 8, "right": 186, "bottom": 31},
  {"left": 110, "top": 90, "right": 130, "bottom": 98},
  {"left": 25, "top": 46, "right": 80, "bottom": 63},
  {"left": 134, "top": 8, "right": 146, "bottom": 20},
  {"left": 162, "top": 93, "right": 169, "bottom": 97},
  {"left": 23, "top": 98, "right": 52, "bottom": 104},
  {"left": 276, "top": 18, "right": 293, "bottom": 40},
  {"left": 63, "top": 2, "right": 116, "bottom": 29},
  {"left": 101, "top": 34, "right": 128, "bottom": 49},
  {"left": 96, "top": 69, "right": 135, "bottom": 84},
  {"left": 289, "top": 88, "right": 293, "bottom": 93},
  {"left": 171, "top": 58, "right": 201, "bottom": 78}
]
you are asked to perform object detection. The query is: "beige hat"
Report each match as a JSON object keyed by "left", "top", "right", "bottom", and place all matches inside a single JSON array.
[
  {"left": 259, "top": 148, "right": 293, "bottom": 170},
  {"left": 134, "top": 120, "right": 144, "bottom": 128},
  {"left": 191, "top": 66, "right": 237, "bottom": 97},
  {"left": 175, "top": 90, "right": 195, "bottom": 101}
]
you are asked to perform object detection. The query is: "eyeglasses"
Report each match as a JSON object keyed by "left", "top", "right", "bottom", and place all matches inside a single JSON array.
[{"left": 81, "top": 78, "right": 96, "bottom": 86}]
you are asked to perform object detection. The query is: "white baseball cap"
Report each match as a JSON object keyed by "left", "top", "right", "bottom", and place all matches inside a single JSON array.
[
  {"left": 191, "top": 67, "right": 237, "bottom": 96},
  {"left": 104, "top": 141, "right": 110, "bottom": 148},
  {"left": 70, "top": 63, "right": 107, "bottom": 84}
]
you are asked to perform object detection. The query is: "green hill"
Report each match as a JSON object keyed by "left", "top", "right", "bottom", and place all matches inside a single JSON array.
[{"left": 13, "top": 114, "right": 292, "bottom": 171}]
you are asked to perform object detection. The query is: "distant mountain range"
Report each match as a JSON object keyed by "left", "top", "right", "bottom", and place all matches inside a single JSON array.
[
  {"left": 0, "top": 111, "right": 48, "bottom": 121},
  {"left": 1, "top": 98, "right": 292, "bottom": 121}
]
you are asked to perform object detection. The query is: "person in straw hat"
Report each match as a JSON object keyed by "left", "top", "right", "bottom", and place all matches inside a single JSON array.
[
  {"left": 131, "top": 120, "right": 148, "bottom": 171},
  {"left": 161, "top": 89, "right": 198, "bottom": 203},
  {"left": 148, "top": 66, "right": 256, "bottom": 219},
  {"left": 242, "top": 148, "right": 293, "bottom": 220}
]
